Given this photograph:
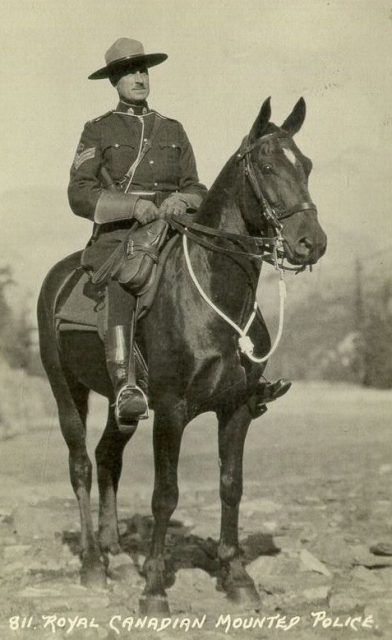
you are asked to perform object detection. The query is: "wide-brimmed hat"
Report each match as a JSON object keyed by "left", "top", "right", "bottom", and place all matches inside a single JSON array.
[{"left": 88, "top": 38, "right": 168, "bottom": 80}]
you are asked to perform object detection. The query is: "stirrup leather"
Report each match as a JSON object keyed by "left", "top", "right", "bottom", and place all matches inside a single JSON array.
[{"left": 115, "top": 383, "right": 149, "bottom": 423}]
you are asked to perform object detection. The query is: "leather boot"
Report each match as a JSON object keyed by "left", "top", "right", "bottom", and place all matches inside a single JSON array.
[
  {"left": 262, "top": 378, "right": 292, "bottom": 402},
  {"left": 248, "top": 378, "right": 292, "bottom": 418},
  {"left": 104, "top": 324, "right": 149, "bottom": 430}
]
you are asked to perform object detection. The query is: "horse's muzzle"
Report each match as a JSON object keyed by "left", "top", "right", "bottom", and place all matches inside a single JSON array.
[{"left": 284, "top": 229, "right": 327, "bottom": 266}]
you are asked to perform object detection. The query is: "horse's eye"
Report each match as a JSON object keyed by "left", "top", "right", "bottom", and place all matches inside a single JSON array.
[{"left": 261, "top": 164, "right": 273, "bottom": 175}]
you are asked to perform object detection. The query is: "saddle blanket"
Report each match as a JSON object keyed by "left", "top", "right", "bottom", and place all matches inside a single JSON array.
[
  {"left": 55, "top": 233, "right": 179, "bottom": 338},
  {"left": 55, "top": 269, "right": 107, "bottom": 337}
]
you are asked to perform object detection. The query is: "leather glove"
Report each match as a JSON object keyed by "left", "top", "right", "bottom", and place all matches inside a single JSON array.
[
  {"left": 133, "top": 199, "right": 161, "bottom": 225},
  {"left": 159, "top": 192, "right": 188, "bottom": 218}
]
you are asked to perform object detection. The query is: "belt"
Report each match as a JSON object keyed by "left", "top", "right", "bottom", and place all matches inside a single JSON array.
[
  {"left": 129, "top": 191, "right": 159, "bottom": 200},
  {"left": 128, "top": 190, "right": 171, "bottom": 207}
]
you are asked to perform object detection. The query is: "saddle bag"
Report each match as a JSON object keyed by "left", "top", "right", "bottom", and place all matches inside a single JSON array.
[{"left": 90, "top": 219, "right": 169, "bottom": 296}]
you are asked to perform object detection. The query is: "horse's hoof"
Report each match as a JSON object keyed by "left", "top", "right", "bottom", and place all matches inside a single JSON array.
[
  {"left": 227, "top": 584, "right": 260, "bottom": 608},
  {"left": 139, "top": 595, "right": 171, "bottom": 617},
  {"left": 80, "top": 565, "right": 107, "bottom": 590}
]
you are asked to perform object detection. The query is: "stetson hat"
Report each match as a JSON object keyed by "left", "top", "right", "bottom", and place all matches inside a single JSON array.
[{"left": 88, "top": 38, "right": 168, "bottom": 80}]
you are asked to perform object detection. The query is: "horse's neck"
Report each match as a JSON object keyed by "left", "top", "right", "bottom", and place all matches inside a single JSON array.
[
  {"left": 196, "top": 158, "right": 248, "bottom": 235},
  {"left": 187, "top": 157, "right": 260, "bottom": 325}
]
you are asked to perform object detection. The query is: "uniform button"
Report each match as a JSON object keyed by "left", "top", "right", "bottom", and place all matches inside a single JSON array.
[
  {"left": 153, "top": 182, "right": 158, "bottom": 187},
  {"left": 149, "top": 160, "right": 154, "bottom": 165},
  {"left": 114, "top": 143, "right": 119, "bottom": 148},
  {"left": 143, "top": 138, "right": 148, "bottom": 143}
]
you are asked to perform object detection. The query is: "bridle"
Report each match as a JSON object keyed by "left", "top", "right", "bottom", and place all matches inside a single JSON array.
[
  {"left": 237, "top": 132, "right": 318, "bottom": 234},
  {"left": 170, "top": 133, "right": 317, "bottom": 273},
  {"left": 169, "top": 132, "right": 318, "bottom": 364}
]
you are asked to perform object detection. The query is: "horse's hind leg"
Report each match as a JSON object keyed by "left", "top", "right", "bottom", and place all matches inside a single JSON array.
[
  {"left": 140, "top": 403, "right": 187, "bottom": 616},
  {"left": 96, "top": 405, "right": 137, "bottom": 555},
  {"left": 217, "top": 404, "right": 259, "bottom": 606},
  {"left": 54, "top": 372, "right": 107, "bottom": 588}
]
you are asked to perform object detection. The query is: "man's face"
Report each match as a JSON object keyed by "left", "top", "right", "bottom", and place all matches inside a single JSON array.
[{"left": 115, "top": 66, "right": 150, "bottom": 103}]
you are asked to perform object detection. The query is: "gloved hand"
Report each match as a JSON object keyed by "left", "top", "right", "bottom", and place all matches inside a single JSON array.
[
  {"left": 159, "top": 192, "right": 188, "bottom": 219},
  {"left": 133, "top": 199, "right": 161, "bottom": 225}
]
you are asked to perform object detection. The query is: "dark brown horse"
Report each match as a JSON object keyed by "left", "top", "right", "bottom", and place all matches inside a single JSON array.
[{"left": 38, "top": 97, "right": 327, "bottom": 614}]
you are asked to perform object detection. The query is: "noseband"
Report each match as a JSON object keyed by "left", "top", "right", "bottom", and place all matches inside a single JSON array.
[{"left": 237, "top": 134, "right": 317, "bottom": 232}]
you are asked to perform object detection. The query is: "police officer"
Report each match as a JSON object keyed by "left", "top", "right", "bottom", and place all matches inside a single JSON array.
[{"left": 68, "top": 38, "right": 207, "bottom": 428}]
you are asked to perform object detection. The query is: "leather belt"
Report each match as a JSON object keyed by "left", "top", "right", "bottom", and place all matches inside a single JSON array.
[{"left": 128, "top": 190, "right": 171, "bottom": 207}]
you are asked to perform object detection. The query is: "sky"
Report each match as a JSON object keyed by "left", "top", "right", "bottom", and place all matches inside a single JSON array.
[{"left": 1, "top": 0, "right": 392, "bottom": 306}]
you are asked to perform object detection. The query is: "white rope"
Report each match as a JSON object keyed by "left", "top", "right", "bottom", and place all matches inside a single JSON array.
[{"left": 183, "top": 234, "right": 287, "bottom": 364}]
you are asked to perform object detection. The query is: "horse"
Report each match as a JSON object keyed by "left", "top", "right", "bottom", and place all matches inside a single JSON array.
[{"left": 37, "top": 97, "right": 327, "bottom": 615}]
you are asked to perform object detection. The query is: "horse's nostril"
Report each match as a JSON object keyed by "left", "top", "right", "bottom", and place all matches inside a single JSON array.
[
  {"left": 300, "top": 237, "right": 313, "bottom": 250},
  {"left": 296, "top": 237, "right": 313, "bottom": 256}
]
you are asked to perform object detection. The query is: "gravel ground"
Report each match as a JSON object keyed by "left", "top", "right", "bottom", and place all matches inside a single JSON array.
[{"left": 0, "top": 382, "right": 391, "bottom": 640}]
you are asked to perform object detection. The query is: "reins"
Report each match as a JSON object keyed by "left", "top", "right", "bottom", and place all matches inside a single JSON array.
[{"left": 168, "top": 132, "right": 315, "bottom": 365}]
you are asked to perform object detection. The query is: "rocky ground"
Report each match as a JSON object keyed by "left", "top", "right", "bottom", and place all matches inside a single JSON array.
[{"left": 0, "top": 382, "right": 392, "bottom": 640}]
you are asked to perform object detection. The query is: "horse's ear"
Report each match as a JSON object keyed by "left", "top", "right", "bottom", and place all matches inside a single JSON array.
[
  {"left": 281, "top": 97, "right": 306, "bottom": 136},
  {"left": 249, "top": 97, "right": 271, "bottom": 142}
]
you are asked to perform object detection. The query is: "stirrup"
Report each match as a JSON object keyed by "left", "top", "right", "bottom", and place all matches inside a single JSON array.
[{"left": 115, "top": 384, "right": 149, "bottom": 426}]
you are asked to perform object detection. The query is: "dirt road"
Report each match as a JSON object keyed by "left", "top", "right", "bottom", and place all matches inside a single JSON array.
[{"left": 0, "top": 382, "right": 392, "bottom": 639}]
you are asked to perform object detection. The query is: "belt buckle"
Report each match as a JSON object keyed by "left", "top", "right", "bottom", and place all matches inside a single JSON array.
[{"left": 127, "top": 239, "right": 134, "bottom": 256}]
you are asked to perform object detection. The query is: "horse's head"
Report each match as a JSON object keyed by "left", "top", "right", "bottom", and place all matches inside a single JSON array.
[{"left": 239, "top": 97, "right": 327, "bottom": 266}]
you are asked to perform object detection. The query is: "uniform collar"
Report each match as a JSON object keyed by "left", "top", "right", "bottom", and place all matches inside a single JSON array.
[{"left": 116, "top": 100, "right": 151, "bottom": 115}]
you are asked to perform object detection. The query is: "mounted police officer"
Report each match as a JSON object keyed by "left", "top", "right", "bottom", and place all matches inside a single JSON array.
[
  {"left": 68, "top": 37, "right": 290, "bottom": 430},
  {"left": 68, "top": 38, "right": 207, "bottom": 428}
]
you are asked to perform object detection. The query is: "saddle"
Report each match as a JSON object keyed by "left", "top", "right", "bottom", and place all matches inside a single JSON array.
[{"left": 55, "top": 220, "right": 178, "bottom": 339}]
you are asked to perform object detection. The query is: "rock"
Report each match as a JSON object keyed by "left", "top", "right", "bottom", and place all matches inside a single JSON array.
[
  {"left": 171, "top": 568, "right": 215, "bottom": 595},
  {"left": 309, "top": 533, "right": 355, "bottom": 567},
  {"left": 3, "top": 544, "right": 31, "bottom": 560},
  {"left": 303, "top": 585, "right": 331, "bottom": 603},
  {"left": 352, "top": 544, "right": 392, "bottom": 568},
  {"left": 351, "top": 566, "right": 382, "bottom": 586},
  {"left": 378, "top": 463, "right": 392, "bottom": 475},
  {"left": 108, "top": 552, "right": 134, "bottom": 568},
  {"left": 299, "top": 549, "right": 332, "bottom": 577},
  {"left": 19, "top": 586, "right": 62, "bottom": 598},
  {"left": 247, "top": 555, "right": 278, "bottom": 582},
  {"left": 329, "top": 591, "right": 366, "bottom": 612},
  {"left": 273, "top": 535, "right": 302, "bottom": 553},
  {"left": 262, "top": 521, "right": 278, "bottom": 532},
  {"left": 370, "top": 541, "right": 392, "bottom": 556},
  {"left": 0, "top": 508, "right": 13, "bottom": 523}
]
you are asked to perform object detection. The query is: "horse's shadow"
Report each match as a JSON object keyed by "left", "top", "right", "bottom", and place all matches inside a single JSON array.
[{"left": 62, "top": 514, "right": 280, "bottom": 588}]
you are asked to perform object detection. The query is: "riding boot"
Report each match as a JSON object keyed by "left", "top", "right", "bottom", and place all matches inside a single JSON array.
[
  {"left": 248, "top": 378, "right": 292, "bottom": 418},
  {"left": 104, "top": 322, "right": 149, "bottom": 430},
  {"left": 262, "top": 378, "right": 292, "bottom": 402}
]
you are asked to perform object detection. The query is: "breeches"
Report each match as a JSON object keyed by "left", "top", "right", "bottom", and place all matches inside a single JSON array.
[
  {"left": 82, "top": 227, "right": 130, "bottom": 272},
  {"left": 82, "top": 228, "right": 135, "bottom": 329}
]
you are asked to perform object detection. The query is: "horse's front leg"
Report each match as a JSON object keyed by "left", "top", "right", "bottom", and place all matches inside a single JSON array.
[
  {"left": 217, "top": 403, "right": 260, "bottom": 606},
  {"left": 140, "top": 401, "right": 187, "bottom": 616}
]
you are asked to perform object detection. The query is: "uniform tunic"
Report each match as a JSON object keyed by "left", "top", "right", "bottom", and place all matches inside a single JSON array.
[{"left": 68, "top": 101, "right": 207, "bottom": 270}]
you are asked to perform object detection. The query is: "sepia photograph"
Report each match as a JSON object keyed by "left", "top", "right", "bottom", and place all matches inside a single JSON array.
[{"left": 0, "top": 1, "right": 391, "bottom": 638}]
